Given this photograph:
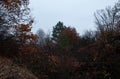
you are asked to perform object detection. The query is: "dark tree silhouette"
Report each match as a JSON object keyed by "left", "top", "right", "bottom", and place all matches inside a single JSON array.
[{"left": 52, "top": 21, "right": 66, "bottom": 43}]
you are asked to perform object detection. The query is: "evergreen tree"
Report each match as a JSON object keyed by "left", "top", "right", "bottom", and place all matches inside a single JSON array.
[{"left": 52, "top": 21, "right": 66, "bottom": 43}]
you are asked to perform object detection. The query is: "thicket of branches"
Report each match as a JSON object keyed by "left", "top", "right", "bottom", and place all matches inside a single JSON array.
[{"left": 0, "top": 0, "right": 120, "bottom": 79}]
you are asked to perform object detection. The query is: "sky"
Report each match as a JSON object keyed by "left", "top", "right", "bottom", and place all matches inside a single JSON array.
[{"left": 29, "top": 0, "right": 118, "bottom": 35}]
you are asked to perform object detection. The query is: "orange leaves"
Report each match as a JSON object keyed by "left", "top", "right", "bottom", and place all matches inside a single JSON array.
[
  {"left": 30, "top": 33, "right": 37, "bottom": 41},
  {"left": 15, "top": 23, "right": 37, "bottom": 55},
  {"left": 3, "top": 0, "right": 11, "bottom": 8},
  {"left": 16, "top": 24, "right": 31, "bottom": 32},
  {"left": 16, "top": 24, "right": 36, "bottom": 42},
  {"left": 0, "top": 0, "right": 30, "bottom": 33},
  {"left": 3, "top": 0, "right": 20, "bottom": 9}
]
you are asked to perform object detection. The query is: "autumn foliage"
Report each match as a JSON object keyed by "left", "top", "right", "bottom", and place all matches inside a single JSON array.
[
  {"left": 59, "top": 27, "right": 79, "bottom": 47},
  {"left": 15, "top": 23, "right": 37, "bottom": 54},
  {"left": 0, "top": 0, "right": 120, "bottom": 79}
]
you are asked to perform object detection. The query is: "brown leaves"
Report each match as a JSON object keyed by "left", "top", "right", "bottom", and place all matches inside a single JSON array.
[
  {"left": 3, "top": 0, "right": 20, "bottom": 9},
  {"left": 59, "top": 27, "right": 79, "bottom": 47},
  {"left": 61, "top": 27, "right": 79, "bottom": 44},
  {"left": 16, "top": 24, "right": 31, "bottom": 32},
  {"left": 19, "top": 46, "right": 37, "bottom": 54},
  {"left": 15, "top": 23, "right": 37, "bottom": 55}
]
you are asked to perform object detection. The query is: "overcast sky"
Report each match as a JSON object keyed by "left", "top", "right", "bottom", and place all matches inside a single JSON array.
[{"left": 29, "top": 0, "right": 118, "bottom": 35}]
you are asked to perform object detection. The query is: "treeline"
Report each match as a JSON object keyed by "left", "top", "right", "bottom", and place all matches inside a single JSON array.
[{"left": 0, "top": 0, "right": 120, "bottom": 79}]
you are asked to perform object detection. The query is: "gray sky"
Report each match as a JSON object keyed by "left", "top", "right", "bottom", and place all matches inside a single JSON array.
[{"left": 29, "top": 0, "right": 118, "bottom": 35}]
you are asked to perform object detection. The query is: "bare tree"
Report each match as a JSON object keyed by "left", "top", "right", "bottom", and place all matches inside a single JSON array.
[
  {"left": 36, "top": 29, "right": 46, "bottom": 46},
  {"left": 94, "top": 1, "right": 120, "bottom": 33}
]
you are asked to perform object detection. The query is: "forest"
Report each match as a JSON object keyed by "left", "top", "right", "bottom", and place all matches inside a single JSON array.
[{"left": 0, "top": 0, "right": 120, "bottom": 79}]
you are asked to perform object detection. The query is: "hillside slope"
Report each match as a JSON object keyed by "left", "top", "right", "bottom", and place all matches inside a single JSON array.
[{"left": 0, "top": 57, "right": 38, "bottom": 79}]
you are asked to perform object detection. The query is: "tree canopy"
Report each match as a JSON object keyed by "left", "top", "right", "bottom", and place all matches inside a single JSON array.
[
  {"left": 0, "top": 0, "right": 31, "bottom": 36},
  {"left": 52, "top": 21, "right": 66, "bottom": 43},
  {"left": 0, "top": 0, "right": 120, "bottom": 79}
]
